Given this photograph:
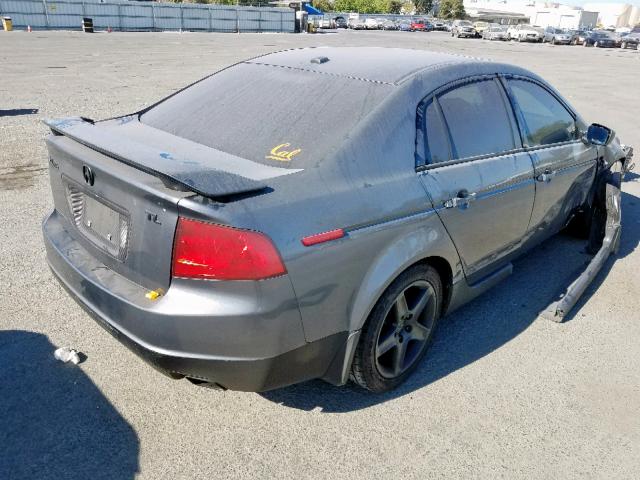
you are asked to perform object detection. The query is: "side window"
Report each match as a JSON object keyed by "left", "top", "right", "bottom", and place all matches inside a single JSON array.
[
  {"left": 437, "top": 79, "right": 516, "bottom": 160},
  {"left": 424, "top": 100, "right": 450, "bottom": 164},
  {"left": 508, "top": 79, "right": 578, "bottom": 147}
]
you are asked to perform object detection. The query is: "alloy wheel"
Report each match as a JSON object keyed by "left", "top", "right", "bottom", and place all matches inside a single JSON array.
[{"left": 374, "top": 281, "right": 437, "bottom": 378}]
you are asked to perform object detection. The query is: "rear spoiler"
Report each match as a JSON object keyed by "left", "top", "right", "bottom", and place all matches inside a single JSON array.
[{"left": 44, "top": 117, "right": 300, "bottom": 199}]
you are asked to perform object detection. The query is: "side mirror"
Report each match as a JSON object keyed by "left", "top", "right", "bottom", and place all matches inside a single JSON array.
[{"left": 585, "top": 123, "right": 614, "bottom": 146}]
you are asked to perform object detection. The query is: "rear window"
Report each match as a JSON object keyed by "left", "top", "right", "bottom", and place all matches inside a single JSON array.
[
  {"left": 437, "top": 79, "right": 515, "bottom": 160},
  {"left": 141, "top": 63, "right": 392, "bottom": 168}
]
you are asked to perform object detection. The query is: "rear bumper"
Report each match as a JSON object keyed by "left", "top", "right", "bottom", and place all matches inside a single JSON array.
[{"left": 43, "top": 209, "right": 346, "bottom": 391}]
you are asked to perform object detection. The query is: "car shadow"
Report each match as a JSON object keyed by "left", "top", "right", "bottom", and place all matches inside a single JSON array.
[
  {"left": 0, "top": 108, "right": 39, "bottom": 117},
  {"left": 0, "top": 331, "right": 139, "bottom": 480},
  {"left": 260, "top": 187, "right": 640, "bottom": 412}
]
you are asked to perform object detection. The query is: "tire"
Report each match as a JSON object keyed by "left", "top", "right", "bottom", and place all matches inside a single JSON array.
[
  {"left": 350, "top": 264, "right": 443, "bottom": 393},
  {"left": 621, "top": 42, "right": 627, "bottom": 49}
]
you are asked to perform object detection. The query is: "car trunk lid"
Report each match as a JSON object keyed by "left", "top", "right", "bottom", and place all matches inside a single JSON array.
[
  {"left": 44, "top": 116, "right": 301, "bottom": 291},
  {"left": 46, "top": 116, "right": 302, "bottom": 198}
]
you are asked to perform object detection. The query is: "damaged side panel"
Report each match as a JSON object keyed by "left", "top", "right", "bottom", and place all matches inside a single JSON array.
[{"left": 541, "top": 147, "right": 633, "bottom": 322}]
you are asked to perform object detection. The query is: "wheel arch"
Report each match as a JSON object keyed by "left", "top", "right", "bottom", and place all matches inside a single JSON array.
[{"left": 347, "top": 221, "right": 462, "bottom": 335}]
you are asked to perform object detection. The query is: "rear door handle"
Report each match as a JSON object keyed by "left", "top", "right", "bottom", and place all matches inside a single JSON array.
[
  {"left": 444, "top": 189, "right": 477, "bottom": 209},
  {"left": 536, "top": 169, "right": 557, "bottom": 183}
]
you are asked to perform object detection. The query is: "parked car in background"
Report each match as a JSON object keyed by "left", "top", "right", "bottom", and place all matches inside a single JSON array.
[
  {"left": 398, "top": 21, "right": 411, "bottom": 32},
  {"left": 506, "top": 24, "right": 519, "bottom": 39},
  {"left": 335, "top": 16, "right": 348, "bottom": 29},
  {"left": 583, "top": 30, "right": 617, "bottom": 47},
  {"left": 364, "top": 18, "right": 379, "bottom": 30},
  {"left": 381, "top": 20, "right": 399, "bottom": 31},
  {"left": 43, "top": 47, "right": 632, "bottom": 393},
  {"left": 508, "top": 24, "right": 544, "bottom": 42},
  {"left": 571, "top": 30, "right": 590, "bottom": 45},
  {"left": 432, "top": 19, "right": 447, "bottom": 31},
  {"left": 451, "top": 20, "right": 476, "bottom": 38},
  {"left": 351, "top": 18, "right": 366, "bottom": 30},
  {"left": 473, "top": 21, "right": 490, "bottom": 37},
  {"left": 319, "top": 18, "right": 334, "bottom": 29},
  {"left": 410, "top": 18, "right": 428, "bottom": 32},
  {"left": 543, "top": 27, "right": 573, "bottom": 44},
  {"left": 380, "top": 20, "right": 398, "bottom": 30},
  {"left": 483, "top": 24, "right": 508, "bottom": 41},
  {"left": 617, "top": 32, "right": 639, "bottom": 49}
]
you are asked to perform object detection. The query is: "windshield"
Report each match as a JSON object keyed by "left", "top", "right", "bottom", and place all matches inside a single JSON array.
[{"left": 141, "top": 63, "right": 392, "bottom": 168}]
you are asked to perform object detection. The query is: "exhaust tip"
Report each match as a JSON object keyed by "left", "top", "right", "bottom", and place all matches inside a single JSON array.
[{"left": 186, "top": 377, "right": 227, "bottom": 391}]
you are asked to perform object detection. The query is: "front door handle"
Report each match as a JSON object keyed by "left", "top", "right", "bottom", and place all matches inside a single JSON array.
[
  {"left": 444, "top": 189, "right": 477, "bottom": 209},
  {"left": 536, "top": 169, "right": 557, "bottom": 183}
]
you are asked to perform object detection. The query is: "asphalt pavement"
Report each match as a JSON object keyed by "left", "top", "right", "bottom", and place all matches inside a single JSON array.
[{"left": 1, "top": 29, "right": 639, "bottom": 479}]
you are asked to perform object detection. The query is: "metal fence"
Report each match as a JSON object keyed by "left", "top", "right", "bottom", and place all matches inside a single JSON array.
[{"left": 0, "top": 0, "right": 295, "bottom": 33}]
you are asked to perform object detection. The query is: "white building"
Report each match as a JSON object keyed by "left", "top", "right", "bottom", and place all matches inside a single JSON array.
[
  {"left": 583, "top": 3, "right": 640, "bottom": 28},
  {"left": 530, "top": 5, "right": 598, "bottom": 29},
  {"left": 464, "top": 0, "right": 599, "bottom": 28}
]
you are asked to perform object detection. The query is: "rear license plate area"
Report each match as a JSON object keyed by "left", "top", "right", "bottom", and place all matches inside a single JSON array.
[{"left": 65, "top": 179, "right": 130, "bottom": 260}]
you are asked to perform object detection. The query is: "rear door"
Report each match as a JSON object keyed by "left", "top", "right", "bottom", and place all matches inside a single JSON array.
[
  {"left": 503, "top": 77, "right": 598, "bottom": 239},
  {"left": 417, "top": 77, "right": 535, "bottom": 282}
]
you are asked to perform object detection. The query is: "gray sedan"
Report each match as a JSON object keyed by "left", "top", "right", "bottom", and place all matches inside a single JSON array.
[
  {"left": 483, "top": 25, "right": 508, "bottom": 40},
  {"left": 43, "top": 48, "right": 632, "bottom": 393},
  {"left": 544, "top": 27, "right": 573, "bottom": 44}
]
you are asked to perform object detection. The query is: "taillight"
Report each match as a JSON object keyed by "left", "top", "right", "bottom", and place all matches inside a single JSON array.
[{"left": 172, "top": 218, "right": 286, "bottom": 280}]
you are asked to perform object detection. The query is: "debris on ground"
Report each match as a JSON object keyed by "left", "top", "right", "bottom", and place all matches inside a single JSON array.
[{"left": 54, "top": 347, "right": 82, "bottom": 365}]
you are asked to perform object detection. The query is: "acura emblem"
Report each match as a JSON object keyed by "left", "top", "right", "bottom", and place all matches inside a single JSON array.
[{"left": 82, "top": 165, "right": 95, "bottom": 186}]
